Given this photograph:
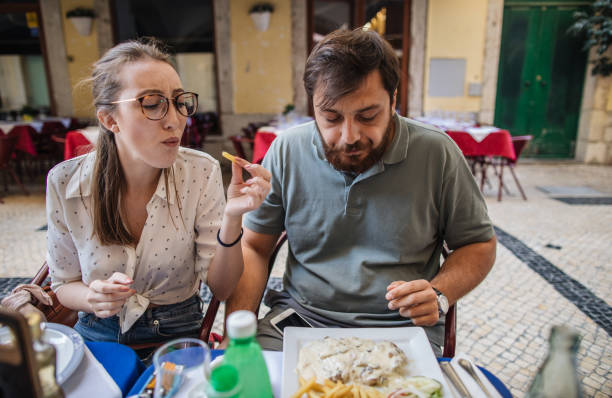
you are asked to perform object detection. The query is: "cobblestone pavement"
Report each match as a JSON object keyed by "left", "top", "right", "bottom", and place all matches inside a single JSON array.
[{"left": 1, "top": 162, "right": 611, "bottom": 397}]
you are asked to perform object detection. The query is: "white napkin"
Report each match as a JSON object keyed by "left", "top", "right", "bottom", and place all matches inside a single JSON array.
[
  {"left": 449, "top": 353, "right": 502, "bottom": 398},
  {"left": 63, "top": 345, "right": 122, "bottom": 398},
  {"left": 465, "top": 126, "right": 500, "bottom": 142}
]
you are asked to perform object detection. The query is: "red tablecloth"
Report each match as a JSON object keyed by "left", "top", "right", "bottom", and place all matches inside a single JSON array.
[
  {"left": 252, "top": 131, "right": 278, "bottom": 164},
  {"left": 65, "top": 130, "right": 93, "bottom": 160},
  {"left": 446, "top": 129, "right": 515, "bottom": 161},
  {"left": 7, "top": 126, "right": 37, "bottom": 157},
  {"left": 252, "top": 129, "right": 516, "bottom": 164}
]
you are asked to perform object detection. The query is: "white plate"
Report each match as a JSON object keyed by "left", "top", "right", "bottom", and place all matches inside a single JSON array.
[
  {"left": 281, "top": 327, "right": 450, "bottom": 398},
  {"left": 42, "top": 323, "right": 85, "bottom": 384}
]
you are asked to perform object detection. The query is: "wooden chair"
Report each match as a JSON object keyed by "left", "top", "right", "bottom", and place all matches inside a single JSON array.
[
  {"left": 492, "top": 135, "right": 532, "bottom": 201},
  {"left": 229, "top": 134, "right": 253, "bottom": 160},
  {"left": 0, "top": 134, "right": 29, "bottom": 203},
  {"left": 201, "top": 232, "right": 457, "bottom": 357}
]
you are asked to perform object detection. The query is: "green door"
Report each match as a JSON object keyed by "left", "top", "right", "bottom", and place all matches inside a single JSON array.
[{"left": 494, "top": 3, "right": 589, "bottom": 158}]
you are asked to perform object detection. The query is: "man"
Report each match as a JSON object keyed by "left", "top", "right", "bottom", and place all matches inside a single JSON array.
[{"left": 225, "top": 29, "right": 496, "bottom": 355}]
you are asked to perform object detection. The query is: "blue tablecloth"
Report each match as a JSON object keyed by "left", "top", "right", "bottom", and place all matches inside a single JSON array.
[
  {"left": 86, "top": 341, "right": 145, "bottom": 397},
  {"left": 128, "top": 351, "right": 511, "bottom": 397}
]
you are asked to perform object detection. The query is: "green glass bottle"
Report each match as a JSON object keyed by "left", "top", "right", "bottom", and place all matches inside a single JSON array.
[
  {"left": 206, "top": 363, "right": 241, "bottom": 398},
  {"left": 526, "top": 325, "right": 582, "bottom": 398},
  {"left": 223, "top": 311, "right": 274, "bottom": 398}
]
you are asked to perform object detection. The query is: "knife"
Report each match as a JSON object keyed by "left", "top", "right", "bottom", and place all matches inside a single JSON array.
[
  {"left": 440, "top": 361, "right": 473, "bottom": 398},
  {"left": 459, "top": 358, "right": 494, "bottom": 398}
]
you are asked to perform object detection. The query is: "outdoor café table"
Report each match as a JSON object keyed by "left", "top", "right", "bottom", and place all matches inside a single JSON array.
[
  {"left": 64, "top": 130, "right": 93, "bottom": 160},
  {"left": 252, "top": 128, "right": 278, "bottom": 164},
  {"left": 127, "top": 350, "right": 512, "bottom": 398},
  {"left": 445, "top": 128, "right": 516, "bottom": 161},
  {"left": 0, "top": 123, "right": 37, "bottom": 156}
]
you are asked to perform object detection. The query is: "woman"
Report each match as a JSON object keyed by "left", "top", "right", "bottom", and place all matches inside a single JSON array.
[{"left": 45, "top": 39, "right": 270, "bottom": 347}]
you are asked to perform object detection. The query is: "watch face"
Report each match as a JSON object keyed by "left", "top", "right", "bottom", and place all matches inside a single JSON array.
[{"left": 438, "top": 295, "right": 449, "bottom": 314}]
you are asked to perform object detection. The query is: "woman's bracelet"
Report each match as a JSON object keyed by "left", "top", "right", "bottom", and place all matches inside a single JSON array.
[{"left": 217, "top": 227, "right": 244, "bottom": 247}]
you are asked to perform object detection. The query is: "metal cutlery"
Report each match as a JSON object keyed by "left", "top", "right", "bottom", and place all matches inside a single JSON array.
[
  {"left": 458, "top": 358, "right": 493, "bottom": 398},
  {"left": 440, "top": 361, "right": 472, "bottom": 398}
]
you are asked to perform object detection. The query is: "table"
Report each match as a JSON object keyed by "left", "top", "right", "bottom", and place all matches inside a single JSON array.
[
  {"left": 446, "top": 129, "right": 516, "bottom": 161},
  {"left": 64, "top": 130, "right": 94, "bottom": 160},
  {"left": 0, "top": 125, "right": 38, "bottom": 156},
  {"left": 128, "top": 350, "right": 511, "bottom": 398},
  {"left": 252, "top": 130, "right": 278, "bottom": 164}
]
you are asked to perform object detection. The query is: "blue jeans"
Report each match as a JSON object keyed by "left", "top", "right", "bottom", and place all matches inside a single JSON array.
[{"left": 74, "top": 295, "right": 203, "bottom": 346}]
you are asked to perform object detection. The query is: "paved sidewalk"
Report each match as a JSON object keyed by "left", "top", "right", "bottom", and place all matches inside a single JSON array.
[{"left": 0, "top": 162, "right": 610, "bottom": 397}]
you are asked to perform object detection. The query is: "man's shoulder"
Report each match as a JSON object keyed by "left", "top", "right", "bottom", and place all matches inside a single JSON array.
[
  {"left": 275, "top": 121, "right": 315, "bottom": 144},
  {"left": 267, "top": 121, "right": 316, "bottom": 161},
  {"left": 400, "top": 116, "right": 462, "bottom": 153}
]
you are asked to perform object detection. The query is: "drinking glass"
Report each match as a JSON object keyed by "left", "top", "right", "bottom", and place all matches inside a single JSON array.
[{"left": 153, "top": 338, "right": 211, "bottom": 398}]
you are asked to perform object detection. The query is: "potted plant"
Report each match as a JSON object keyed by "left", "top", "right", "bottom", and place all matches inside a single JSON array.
[
  {"left": 65, "top": 7, "right": 95, "bottom": 36},
  {"left": 568, "top": 1, "right": 612, "bottom": 76},
  {"left": 249, "top": 3, "right": 274, "bottom": 32}
]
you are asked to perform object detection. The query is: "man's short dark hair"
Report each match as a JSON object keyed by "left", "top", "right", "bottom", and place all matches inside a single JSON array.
[{"left": 303, "top": 29, "right": 400, "bottom": 109}]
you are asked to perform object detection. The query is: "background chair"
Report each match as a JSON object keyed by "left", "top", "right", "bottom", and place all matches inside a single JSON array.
[
  {"left": 0, "top": 134, "right": 29, "bottom": 203},
  {"left": 200, "top": 232, "right": 457, "bottom": 357},
  {"left": 494, "top": 135, "right": 532, "bottom": 201}
]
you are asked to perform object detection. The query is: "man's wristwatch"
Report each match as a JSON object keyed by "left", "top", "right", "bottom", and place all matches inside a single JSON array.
[{"left": 433, "top": 287, "right": 449, "bottom": 317}]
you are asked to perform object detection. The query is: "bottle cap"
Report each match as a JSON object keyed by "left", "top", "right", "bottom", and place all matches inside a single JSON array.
[
  {"left": 226, "top": 310, "right": 257, "bottom": 339},
  {"left": 209, "top": 363, "right": 240, "bottom": 393}
]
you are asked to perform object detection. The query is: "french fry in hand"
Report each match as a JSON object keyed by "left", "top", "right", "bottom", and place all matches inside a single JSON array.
[{"left": 222, "top": 151, "right": 237, "bottom": 163}]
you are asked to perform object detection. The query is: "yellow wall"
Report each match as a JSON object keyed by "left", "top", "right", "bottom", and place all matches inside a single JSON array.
[
  {"left": 60, "top": 0, "right": 99, "bottom": 118},
  {"left": 424, "top": 0, "right": 488, "bottom": 113},
  {"left": 230, "top": 0, "right": 293, "bottom": 114}
]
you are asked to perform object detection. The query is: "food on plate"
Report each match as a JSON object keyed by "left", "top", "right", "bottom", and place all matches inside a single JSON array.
[
  {"left": 387, "top": 377, "right": 442, "bottom": 398},
  {"left": 295, "top": 337, "right": 442, "bottom": 397},
  {"left": 292, "top": 377, "right": 387, "bottom": 398},
  {"left": 297, "top": 336, "right": 408, "bottom": 387},
  {"left": 292, "top": 377, "right": 442, "bottom": 398}
]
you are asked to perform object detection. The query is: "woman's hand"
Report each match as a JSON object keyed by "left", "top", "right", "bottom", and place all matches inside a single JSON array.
[
  {"left": 86, "top": 272, "right": 136, "bottom": 318},
  {"left": 224, "top": 157, "right": 271, "bottom": 217}
]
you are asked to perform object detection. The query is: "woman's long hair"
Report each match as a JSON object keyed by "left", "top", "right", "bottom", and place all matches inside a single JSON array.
[{"left": 85, "top": 38, "right": 182, "bottom": 246}]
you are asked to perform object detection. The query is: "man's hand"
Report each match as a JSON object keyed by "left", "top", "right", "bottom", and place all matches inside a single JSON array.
[
  {"left": 86, "top": 272, "right": 136, "bottom": 318},
  {"left": 385, "top": 280, "right": 439, "bottom": 326}
]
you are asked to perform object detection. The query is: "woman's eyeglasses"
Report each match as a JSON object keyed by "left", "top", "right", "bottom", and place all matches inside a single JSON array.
[{"left": 101, "top": 92, "right": 199, "bottom": 121}]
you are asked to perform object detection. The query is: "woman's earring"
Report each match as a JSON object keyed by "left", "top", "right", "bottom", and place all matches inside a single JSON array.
[{"left": 112, "top": 125, "right": 119, "bottom": 133}]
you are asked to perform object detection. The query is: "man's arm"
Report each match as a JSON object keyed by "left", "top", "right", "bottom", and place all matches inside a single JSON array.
[
  {"left": 386, "top": 235, "right": 496, "bottom": 326},
  {"left": 224, "top": 227, "right": 281, "bottom": 314}
]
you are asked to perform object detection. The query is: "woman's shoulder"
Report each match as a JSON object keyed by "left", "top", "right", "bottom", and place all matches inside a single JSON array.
[{"left": 46, "top": 152, "right": 95, "bottom": 188}]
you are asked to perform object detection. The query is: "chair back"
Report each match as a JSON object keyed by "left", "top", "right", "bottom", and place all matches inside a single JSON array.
[
  {"left": 229, "top": 135, "right": 249, "bottom": 159},
  {"left": 0, "top": 134, "right": 18, "bottom": 168},
  {"left": 41, "top": 121, "right": 66, "bottom": 136},
  {"left": 510, "top": 135, "right": 532, "bottom": 163}
]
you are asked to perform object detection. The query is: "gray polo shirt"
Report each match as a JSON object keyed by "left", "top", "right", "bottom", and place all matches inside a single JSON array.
[{"left": 244, "top": 114, "right": 494, "bottom": 342}]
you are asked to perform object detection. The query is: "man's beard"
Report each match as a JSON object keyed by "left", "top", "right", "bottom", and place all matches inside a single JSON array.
[{"left": 318, "top": 114, "right": 395, "bottom": 174}]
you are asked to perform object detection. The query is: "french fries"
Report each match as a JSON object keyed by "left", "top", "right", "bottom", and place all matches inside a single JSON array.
[
  {"left": 292, "top": 377, "right": 386, "bottom": 398},
  {"left": 221, "top": 151, "right": 237, "bottom": 163}
]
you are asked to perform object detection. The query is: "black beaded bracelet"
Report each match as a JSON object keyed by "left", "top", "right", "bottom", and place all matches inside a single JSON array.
[{"left": 217, "top": 228, "right": 244, "bottom": 247}]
